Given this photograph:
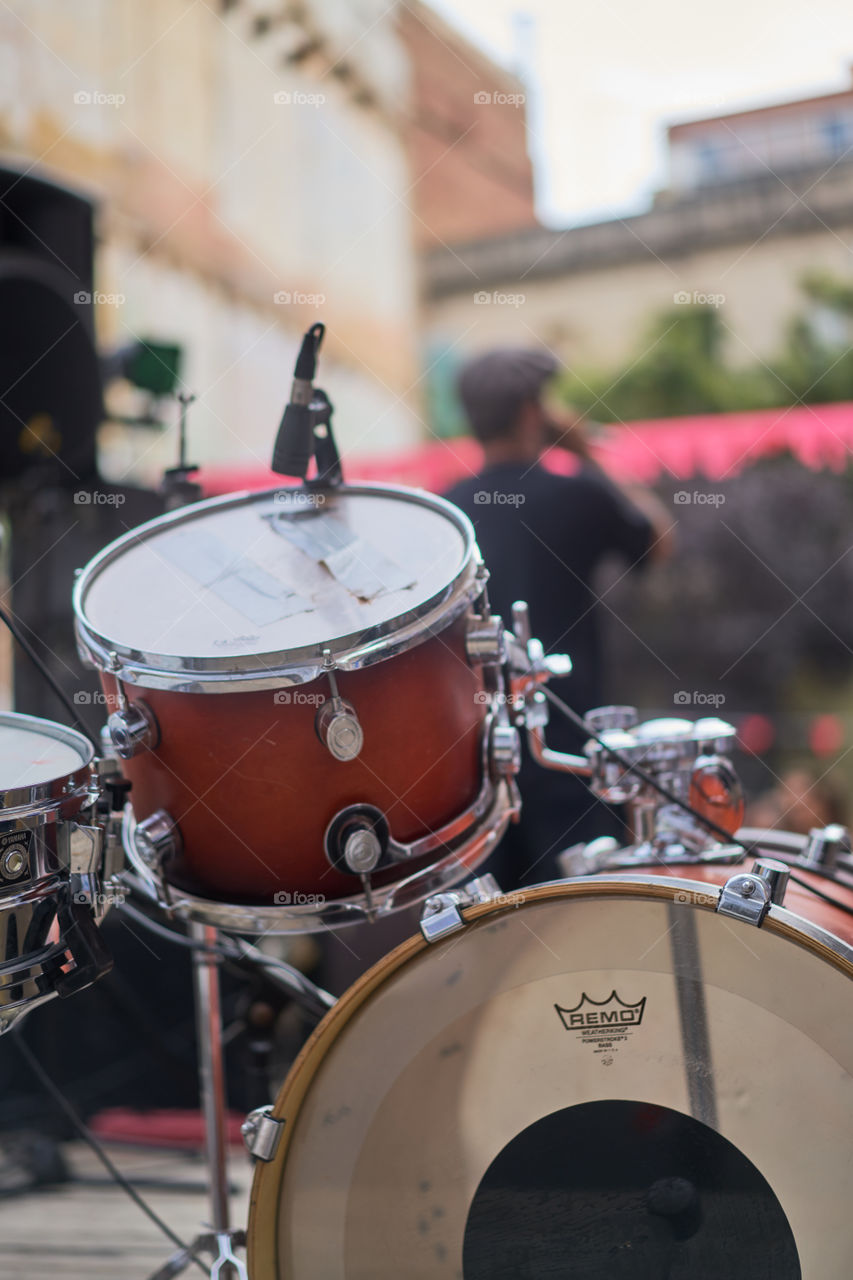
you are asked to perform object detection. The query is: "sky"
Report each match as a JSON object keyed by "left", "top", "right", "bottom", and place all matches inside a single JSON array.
[{"left": 427, "top": 0, "right": 853, "bottom": 227}]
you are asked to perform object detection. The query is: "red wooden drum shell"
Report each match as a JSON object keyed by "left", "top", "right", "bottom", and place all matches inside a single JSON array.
[
  {"left": 649, "top": 859, "right": 853, "bottom": 946},
  {"left": 101, "top": 611, "right": 486, "bottom": 901}
]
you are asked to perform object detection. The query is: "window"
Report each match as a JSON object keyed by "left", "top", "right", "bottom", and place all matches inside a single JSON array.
[{"left": 820, "top": 112, "right": 853, "bottom": 158}]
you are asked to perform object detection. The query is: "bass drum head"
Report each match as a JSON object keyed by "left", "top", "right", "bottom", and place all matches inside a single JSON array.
[{"left": 248, "top": 879, "right": 853, "bottom": 1279}]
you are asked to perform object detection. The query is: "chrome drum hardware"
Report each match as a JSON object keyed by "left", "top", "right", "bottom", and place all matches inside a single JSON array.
[
  {"left": 555, "top": 710, "right": 745, "bottom": 875},
  {"left": 0, "top": 711, "right": 113, "bottom": 1031}
]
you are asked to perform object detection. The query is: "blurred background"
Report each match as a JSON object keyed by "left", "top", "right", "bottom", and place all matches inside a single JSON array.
[
  {"left": 2, "top": 0, "right": 853, "bottom": 824},
  {"left": 0, "top": 0, "right": 852, "bottom": 1248}
]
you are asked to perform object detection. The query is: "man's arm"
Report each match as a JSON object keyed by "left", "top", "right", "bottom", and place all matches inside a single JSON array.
[
  {"left": 544, "top": 409, "right": 675, "bottom": 562},
  {"left": 609, "top": 480, "right": 675, "bottom": 562}
]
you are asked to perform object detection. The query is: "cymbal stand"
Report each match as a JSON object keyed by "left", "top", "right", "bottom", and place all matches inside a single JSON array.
[{"left": 148, "top": 923, "right": 247, "bottom": 1280}]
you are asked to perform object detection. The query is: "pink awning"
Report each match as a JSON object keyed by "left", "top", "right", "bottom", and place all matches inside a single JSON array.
[{"left": 199, "top": 401, "right": 853, "bottom": 497}]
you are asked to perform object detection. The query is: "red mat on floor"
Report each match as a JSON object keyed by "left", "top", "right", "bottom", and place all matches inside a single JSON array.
[{"left": 89, "top": 1108, "right": 248, "bottom": 1149}]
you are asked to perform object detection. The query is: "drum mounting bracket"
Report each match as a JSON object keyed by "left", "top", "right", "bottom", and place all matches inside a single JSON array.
[
  {"left": 420, "top": 874, "right": 503, "bottom": 942},
  {"left": 716, "top": 871, "right": 772, "bottom": 925}
]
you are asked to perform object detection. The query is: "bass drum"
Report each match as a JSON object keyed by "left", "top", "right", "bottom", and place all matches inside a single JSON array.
[{"left": 248, "top": 870, "right": 853, "bottom": 1278}]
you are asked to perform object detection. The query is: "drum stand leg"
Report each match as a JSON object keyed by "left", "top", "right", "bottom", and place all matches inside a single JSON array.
[{"left": 147, "top": 924, "right": 248, "bottom": 1280}]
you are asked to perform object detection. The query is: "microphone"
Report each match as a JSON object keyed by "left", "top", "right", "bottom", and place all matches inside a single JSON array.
[{"left": 271, "top": 322, "right": 326, "bottom": 478}]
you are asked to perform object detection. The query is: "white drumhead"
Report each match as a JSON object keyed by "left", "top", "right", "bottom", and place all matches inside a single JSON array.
[
  {"left": 258, "top": 883, "right": 853, "bottom": 1278},
  {"left": 77, "top": 487, "right": 470, "bottom": 663},
  {"left": 0, "top": 714, "right": 89, "bottom": 789}
]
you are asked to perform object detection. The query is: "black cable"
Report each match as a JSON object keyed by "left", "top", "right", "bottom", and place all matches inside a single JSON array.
[
  {"left": 0, "top": 602, "right": 97, "bottom": 746},
  {"left": 539, "top": 684, "right": 757, "bottom": 857},
  {"left": 118, "top": 899, "right": 333, "bottom": 1020},
  {"left": 787, "top": 871, "right": 853, "bottom": 919},
  {"left": 229, "top": 936, "right": 335, "bottom": 1020},
  {"left": 11, "top": 1026, "right": 209, "bottom": 1276},
  {"left": 118, "top": 900, "right": 235, "bottom": 959}
]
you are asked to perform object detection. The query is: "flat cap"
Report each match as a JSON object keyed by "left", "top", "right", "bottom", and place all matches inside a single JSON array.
[{"left": 457, "top": 347, "right": 558, "bottom": 413}]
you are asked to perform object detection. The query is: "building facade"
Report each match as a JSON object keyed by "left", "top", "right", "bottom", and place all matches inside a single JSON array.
[
  {"left": 422, "top": 77, "right": 853, "bottom": 416},
  {"left": 0, "top": 0, "right": 423, "bottom": 481},
  {"left": 668, "top": 71, "right": 853, "bottom": 192},
  {"left": 397, "top": 0, "right": 537, "bottom": 249}
]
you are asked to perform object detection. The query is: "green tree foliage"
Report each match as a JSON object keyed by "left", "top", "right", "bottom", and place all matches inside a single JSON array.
[
  {"left": 559, "top": 274, "right": 853, "bottom": 421},
  {"left": 765, "top": 271, "right": 853, "bottom": 405}
]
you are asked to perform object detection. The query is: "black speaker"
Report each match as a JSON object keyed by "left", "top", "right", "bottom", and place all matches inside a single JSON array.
[{"left": 0, "top": 166, "right": 103, "bottom": 484}]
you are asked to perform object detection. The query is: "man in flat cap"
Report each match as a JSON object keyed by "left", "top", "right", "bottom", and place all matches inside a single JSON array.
[{"left": 445, "top": 346, "right": 672, "bottom": 887}]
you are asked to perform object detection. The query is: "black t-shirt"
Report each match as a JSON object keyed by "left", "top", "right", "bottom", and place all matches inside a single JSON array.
[{"left": 444, "top": 460, "right": 653, "bottom": 734}]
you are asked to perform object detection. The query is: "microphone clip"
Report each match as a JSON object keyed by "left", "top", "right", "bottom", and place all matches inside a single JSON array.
[{"left": 302, "top": 385, "right": 342, "bottom": 491}]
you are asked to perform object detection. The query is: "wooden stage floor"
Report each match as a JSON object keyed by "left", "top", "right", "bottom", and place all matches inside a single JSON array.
[{"left": 0, "top": 1141, "right": 252, "bottom": 1279}]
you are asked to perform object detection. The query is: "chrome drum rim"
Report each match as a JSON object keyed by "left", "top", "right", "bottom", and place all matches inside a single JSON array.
[{"left": 73, "top": 483, "right": 483, "bottom": 693}]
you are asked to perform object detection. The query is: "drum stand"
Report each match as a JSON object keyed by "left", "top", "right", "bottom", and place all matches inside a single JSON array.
[{"left": 149, "top": 923, "right": 248, "bottom": 1280}]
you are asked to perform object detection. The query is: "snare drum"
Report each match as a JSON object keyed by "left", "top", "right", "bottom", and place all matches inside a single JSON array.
[
  {"left": 73, "top": 485, "right": 519, "bottom": 932},
  {"left": 247, "top": 864, "right": 853, "bottom": 1278},
  {"left": 0, "top": 711, "right": 110, "bottom": 1030}
]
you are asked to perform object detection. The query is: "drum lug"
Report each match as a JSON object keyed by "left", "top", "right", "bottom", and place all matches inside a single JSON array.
[
  {"left": 751, "top": 857, "right": 790, "bottom": 906},
  {"left": 135, "top": 809, "right": 181, "bottom": 870},
  {"left": 465, "top": 612, "right": 506, "bottom": 666},
  {"left": 420, "top": 874, "right": 504, "bottom": 943},
  {"left": 803, "top": 823, "right": 850, "bottom": 871},
  {"left": 106, "top": 701, "right": 159, "bottom": 760},
  {"left": 241, "top": 1105, "right": 285, "bottom": 1162},
  {"left": 315, "top": 697, "right": 364, "bottom": 761},
  {"left": 489, "top": 721, "right": 521, "bottom": 782},
  {"left": 716, "top": 871, "right": 772, "bottom": 925},
  {"left": 315, "top": 651, "right": 363, "bottom": 761}
]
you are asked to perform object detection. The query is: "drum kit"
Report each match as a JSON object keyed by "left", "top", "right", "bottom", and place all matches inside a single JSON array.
[{"left": 2, "top": 324, "right": 852, "bottom": 1277}]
